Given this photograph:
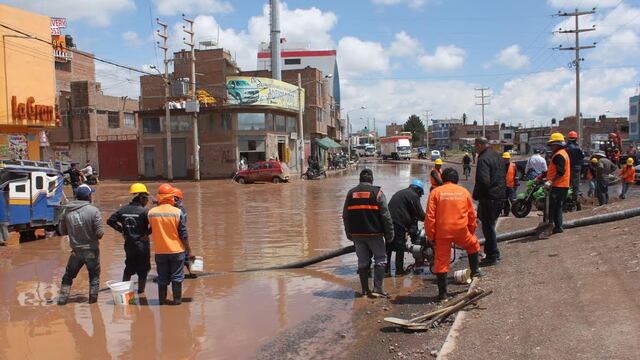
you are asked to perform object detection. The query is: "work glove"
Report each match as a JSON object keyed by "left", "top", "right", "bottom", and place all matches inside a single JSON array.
[{"left": 544, "top": 181, "right": 552, "bottom": 190}]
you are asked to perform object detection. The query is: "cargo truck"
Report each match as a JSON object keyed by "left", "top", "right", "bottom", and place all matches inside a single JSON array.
[{"left": 381, "top": 136, "right": 412, "bottom": 160}]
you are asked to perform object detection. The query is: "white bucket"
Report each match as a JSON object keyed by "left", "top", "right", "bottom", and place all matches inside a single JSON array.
[
  {"left": 189, "top": 256, "right": 204, "bottom": 273},
  {"left": 453, "top": 269, "right": 471, "bottom": 285},
  {"left": 106, "top": 280, "right": 135, "bottom": 305}
]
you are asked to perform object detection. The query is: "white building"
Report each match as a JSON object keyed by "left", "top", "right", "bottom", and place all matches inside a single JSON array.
[{"left": 629, "top": 95, "right": 639, "bottom": 141}]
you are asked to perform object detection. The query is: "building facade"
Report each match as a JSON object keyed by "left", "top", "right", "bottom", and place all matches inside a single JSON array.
[
  {"left": 628, "top": 95, "right": 639, "bottom": 141},
  {"left": 431, "top": 118, "right": 463, "bottom": 149},
  {"left": 385, "top": 123, "right": 403, "bottom": 136}
]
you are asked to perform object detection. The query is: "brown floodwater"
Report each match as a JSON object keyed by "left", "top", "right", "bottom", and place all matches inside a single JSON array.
[{"left": 0, "top": 161, "right": 460, "bottom": 359}]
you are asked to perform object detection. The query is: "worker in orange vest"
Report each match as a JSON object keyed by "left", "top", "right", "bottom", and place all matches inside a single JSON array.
[
  {"left": 430, "top": 159, "right": 443, "bottom": 191},
  {"left": 426, "top": 168, "right": 483, "bottom": 301},
  {"left": 619, "top": 157, "right": 636, "bottom": 199},
  {"left": 502, "top": 152, "right": 518, "bottom": 217},
  {"left": 543, "top": 133, "right": 571, "bottom": 234},
  {"left": 148, "top": 183, "right": 190, "bottom": 305}
]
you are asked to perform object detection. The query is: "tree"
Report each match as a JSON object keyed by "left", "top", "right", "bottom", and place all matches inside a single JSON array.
[{"left": 403, "top": 114, "right": 425, "bottom": 144}]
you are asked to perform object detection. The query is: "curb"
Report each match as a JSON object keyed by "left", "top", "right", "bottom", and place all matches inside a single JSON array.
[{"left": 436, "top": 277, "right": 481, "bottom": 360}]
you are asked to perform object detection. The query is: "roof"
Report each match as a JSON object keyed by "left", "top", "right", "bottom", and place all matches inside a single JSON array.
[{"left": 315, "top": 137, "right": 342, "bottom": 149}]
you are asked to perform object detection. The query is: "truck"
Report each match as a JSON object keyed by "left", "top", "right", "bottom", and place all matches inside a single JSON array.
[{"left": 381, "top": 136, "right": 412, "bottom": 160}]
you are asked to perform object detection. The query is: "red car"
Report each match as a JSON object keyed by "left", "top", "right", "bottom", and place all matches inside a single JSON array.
[{"left": 234, "top": 160, "right": 290, "bottom": 184}]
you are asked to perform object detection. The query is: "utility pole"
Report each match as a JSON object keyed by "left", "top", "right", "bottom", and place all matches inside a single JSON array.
[
  {"left": 270, "top": 0, "right": 282, "bottom": 80},
  {"left": 475, "top": 87, "right": 490, "bottom": 138},
  {"left": 558, "top": 8, "right": 596, "bottom": 149},
  {"left": 183, "top": 15, "right": 200, "bottom": 181},
  {"left": 157, "top": 19, "right": 173, "bottom": 181},
  {"left": 297, "top": 73, "right": 305, "bottom": 173}
]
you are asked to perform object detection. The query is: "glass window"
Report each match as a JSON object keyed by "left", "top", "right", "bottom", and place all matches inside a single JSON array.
[
  {"left": 239, "top": 138, "right": 265, "bottom": 152},
  {"left": 316, "top": 108, "right": 323, "bottom": 122},
  {"left": 504, "top": 133, "right": 512, "bottom": 139},
  {"left": 284, "top": 58, "right": 301, "bottom": 65},
  {"left": 16, "top": 184, "right": 26, "bottom": 193},
  {"left": 48, "top": 180, "right": 56, "bottom": 193},
  {"left": 143, "top": 118, "right": 162, "bottom": 133},
  {"left": 238, "top": 113, "right": 266, "bottom": 131},
  {"left": 123, "top": 113, "right": 135, "bottom": 128},
  {"left": 221, "top": 113, "right": 232, "bottom": 131},
  {"left": 275, "top": 115, "right": 286, "bottom": 132},
  {"left": 631, "top": 105, "right": 638, "bottom": 116},
  {"left": 35, "top": 176, "right": 43, "bottom": 190},
  {"left": 286, "top": 117, "right": 297, "bottom": 133},
  {"left": 108, "top": 112, "right": 120, "bottom": 128},
  {"left": 265, "top": 113, "right": 274, "bottom": 131}
]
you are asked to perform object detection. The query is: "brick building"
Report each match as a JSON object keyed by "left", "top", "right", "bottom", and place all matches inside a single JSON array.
[{"left": 385, "top": 123, "right": 403, "bottom": 136}]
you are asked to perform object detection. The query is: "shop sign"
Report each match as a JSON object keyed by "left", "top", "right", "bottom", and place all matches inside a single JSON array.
[
  {"left": 11, "top": 96, "right": 55, "bottom": 125},
  {"left": 226, "top": 76, "right": 304, "bottom": 112},
  {"left": 50, "top": 18, "right": 67, "bottom": 35},
  {"left": 52, "top": 35, "right": 72, "bottom": 61}
]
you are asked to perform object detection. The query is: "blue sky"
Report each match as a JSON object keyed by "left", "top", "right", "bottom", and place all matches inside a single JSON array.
[{"left": 5, "top": 0, "right": 640, "bottom": 130}]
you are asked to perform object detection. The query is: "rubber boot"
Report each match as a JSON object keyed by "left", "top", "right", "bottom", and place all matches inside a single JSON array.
[
  {"left": 370, "top": 265, "right": 389, "bottom": 298},
  {"left": 395, "top": 252, "right": 407, "bottom": 276},
  {"left": 357, "top": 267, "right": 370, "bottom": 297},
  {"left": 171, "top": 282, "right": 182, "bottom": 305},
  {"left": 138, "top": 275, "right": 147, "bottom": 294},
  {"left": 436, "top": 274, "right": 448, "bottom": 302},
  {"left": 468, "top": 252, "right": 485, "bottom": 278},
  {"left": 57, "top": 284, "right": 71, "bottom": 306},
  {"left": 158, "top": 284, "right": 168, "bottom": 305},
  {"left": 88, "top": 284, "right": 99, "bottom": 304}
]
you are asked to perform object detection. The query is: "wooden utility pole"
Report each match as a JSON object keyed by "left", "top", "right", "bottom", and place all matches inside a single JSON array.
[
  {"left": 475, "top": 87, "right": 490, "bottom": 137},
  {"left": 156, "top": 19, "right": 173, "bottom": 180},
  {"left": 183, "top": 15, "right": 200, "bottom": 181}
]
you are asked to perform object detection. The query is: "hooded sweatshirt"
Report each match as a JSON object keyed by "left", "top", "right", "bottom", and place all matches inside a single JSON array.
[{"left": 59, "top": 200, "right": 104, "bottom": 251}]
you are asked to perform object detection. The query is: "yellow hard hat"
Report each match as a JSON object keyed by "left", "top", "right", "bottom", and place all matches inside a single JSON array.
[
  {"left": 627, "top": 157, "right": 634, "bottom": 165},
  {"left": 591, "top": 157, "right": 598, "bottom": 164},
  {"left": 547, "top": 132, "right": 565, "bottom": 145},
  {"left": 465, "top": 153, "right": 469, "bottom": 156},
  {"left": 129, "top": 183, "right": 149, "bottom": 195},
  {"left": 435, "top": 158, "right": 443, "bottom": 165},
  {"left": 502, "top": 152, "right": 511, "bottom": 159}
]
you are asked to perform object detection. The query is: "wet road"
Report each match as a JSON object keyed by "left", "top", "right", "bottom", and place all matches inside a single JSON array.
[{"left": 0, "top": 161, "right": 459, "bottom": 360}]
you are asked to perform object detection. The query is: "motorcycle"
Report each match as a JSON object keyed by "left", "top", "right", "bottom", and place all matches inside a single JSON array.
[
  {"left": 301, "top": 167, "right": 327, "bottom": 180},
  {"left": 511, "top": 180, "right": 576, "bottom": 218},
  {"left": 83, "top": 173, "right": 99, "bottom": 185},
  {"left": 417, "top": 151, "right": 427, "bottom": 160}
]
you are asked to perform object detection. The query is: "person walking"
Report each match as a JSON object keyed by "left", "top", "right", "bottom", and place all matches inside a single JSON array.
[
  {"left": 343, "top": 169, "right": 394, "bottom": 298},
  {"left": 544, "top": 133, "right": 571, "bottom": 234},
  {"left": 566, "top": 131, "right": 584, "bottom": 210},
  {"left": 430, "top": 159, "right": 444, "bottom": 191},
  {"left": 594, "top": 151, "right": 617, "bottom": 206},
  {"left": 502, "top": 152, "right": 518, "bottom": 217},
  {"left": 57, "top": 185, "right": 104, "bottom": 305},
  {"left": 63, "top": 162, "right": 83, "bottom": 195},
  {"left": 619, "top": 157, "right": 636, "bottom": 199},
  {"left": 148, "top": 184, "right": 190, "bottom": 305},
  {"left": 525, "top": 149, "right": 548, "bottom": 180},
  {"left": 472, "top": 137, "right": 506, "bottom": 266},
  {"left": 462, "top": 153, "right": 472, "bottom": 180},
  {"left": 107, "top": 183, "right": 151, "bottom": 294},
  {"left": 426, "top": 168, "right": 484, "bottom": 301},
  {"left": 386, "top": 179, "right": 426, "bottom": 276}
]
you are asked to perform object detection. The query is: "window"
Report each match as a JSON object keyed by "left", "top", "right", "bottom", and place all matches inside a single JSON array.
[
  {"left": 275, "top": 115, "right": 286, "bottom": 132},
  {"left": 284, "top": 58, "right": 301, "bottom": 65},
  {"left": 171, "top": 115, "right": 193, "bottom": 132},
  {"left": 48, "top": 179, "right": 56, "bottom": 193},
  {"left": 631, "top": 105, "right": 638, "bottom": 116},
  {"left": 16, "top": 184, "right": 26, "bottom": 193},
  {"left": 265, "top": 113, "right": 274, "bottom": 131},
  {"left": 108, "top": 112, "right": 120, "bottom": 128},
  {"left": 503, "top": 133, "right": 512, "bottom": 139},
  {"left": 316, "top": 108, "right": 323, "bottom": 122},
  {"left": 286, "top": 116, "right": 297, "bottom": 133},
  {"left": 143, "top": 118, "right": 162, "bottom": 133},
  {"left": 124, "top": 113, "right": 135, "bottom": 128},
  {"left": 221, "top": 113, "right": 232, "bottom": 131},
  {"left": 35, "top": 176, "right": 43, "bottom": 190},
  {"left": 238, "top": 113, "right": 266, "bottom": 130},
  {"left": 248, "top": 140, "right": 258, "bottom": 151}
]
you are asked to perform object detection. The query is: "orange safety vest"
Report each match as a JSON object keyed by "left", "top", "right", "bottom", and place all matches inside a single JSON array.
[
  {"left": 430, "top": 168, "right": 443, "bottom": 188},
  {"left": 148, "top": 204, "right": 186, "bottom": 254},
  {"left": 585, "top": 167, "right": 595, "bottom": 181},
  {"left": 548, "top": 149, "right": 570, "bottom": 188},
  {"left": 622, "top": 165, "right": 636, "bottom": 183},
  {"left": 506, "top": 162, "right": 516, "bottom": 188}
]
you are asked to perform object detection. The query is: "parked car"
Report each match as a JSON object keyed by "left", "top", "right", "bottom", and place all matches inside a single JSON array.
[
  {"left": 430, "top": 150, "right": 441, "bottom": 161},
  {"left": 234, "top": 160, "right": 290, "bottom": 184}
]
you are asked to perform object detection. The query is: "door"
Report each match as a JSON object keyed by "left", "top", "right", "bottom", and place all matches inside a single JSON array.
[
  {"left": 246, "top": 163, "right": 262, "bottom": 182},
  {"left": 9, "top": 180, "right": 30, "bottom": 225},
  {"left": 97, "top": 140, "right": 139, "bottom": 179},
  {"left": 172, "top": 139, "right": 187, "bottom": 178},
  {"left": 259, "top": 162, "right": 273, "bottom": 182},
  {"left": 144, "top": 147, "right": 156, "bottom": 177},
  {"left": 31, "top": 172, "right": 47, "bottom": 221}
]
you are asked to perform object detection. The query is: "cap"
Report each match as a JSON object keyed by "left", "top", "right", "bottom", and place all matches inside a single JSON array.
[{"left": 75, "top": 184, "right": 95, "bottom": 199}]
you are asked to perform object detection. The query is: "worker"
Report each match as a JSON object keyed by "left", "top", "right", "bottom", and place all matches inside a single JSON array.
[
  {"left": 63, "top": 163, "right": 83, "bottom": 195},
  {"left": 387, "top": 179, "right": 426, "bottom": 276},
  {"left": 462, "top": 153, "right": 472, "bottom": 180},
  {"left": 524, "top": 149, "right": 548, "bottom": 180},
  {"left": 430, "top": 159, "right": 444, "bottom": 191},
  {"left": 502, "top": 152, "right": 518, "bottom": 217},
  {"left": 107, "top": 183, "right": 151, "bottom": 294},
  {"left": 543, "top": 133, "right": 570, "bottom": 234},
  {"left": 565, "top": 131, "right": 584, "bottom": 210},
  {"left": 57, "top": 185, "right": 104, "bottom": 305},
  {"left": 173, "top": 187, "right": 196, "bottom": 279},
  {"left": 148, "top": 184, "right": 190, "bottom": 305},
  {"left": 586, "top": 157, "right": 598, "bottom": 197},
  {"left": 343, "top": 169, "right": 394, "bottom": 298},
  {"left": 594, "top": 151, "right": 617, "bottom": 206},
  {"left": 427, "top": 168, "right": 483, "bottom": 301},
  {"left": 472, "top": 137, "right": 506, "bottom": 266},
  {"left": 619, "top": 157, "right": 636, "bottom": 199}
]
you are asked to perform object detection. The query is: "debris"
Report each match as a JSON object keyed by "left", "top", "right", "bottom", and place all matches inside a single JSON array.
[
  {"left": 339, "top": 333, "right": 347, "bottom": 339},
  {"left": 430, "top": 350, "right": 438, "bottom": 357},
  {"left": 548, "top": 253, "right": 559, "bottom": 257}
]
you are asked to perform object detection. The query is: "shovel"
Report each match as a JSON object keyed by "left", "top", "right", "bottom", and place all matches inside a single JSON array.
[{"left": 536, "top": 191, "right": 553, "bottom": 239}]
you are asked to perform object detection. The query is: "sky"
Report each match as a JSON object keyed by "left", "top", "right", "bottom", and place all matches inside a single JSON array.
[{"left": 4, "top": 0, "right": 640, "bottom": 131}]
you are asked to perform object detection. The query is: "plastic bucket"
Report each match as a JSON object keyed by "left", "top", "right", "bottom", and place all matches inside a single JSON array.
[
  {"left": 453, "top": 269, "right": 471, "bottom": 285},
  {"left": 189, "top": 256, "right": 204, "bottom": 273},
  {"left": 106, "top": 280, "right": 135, "bottom": 305}
]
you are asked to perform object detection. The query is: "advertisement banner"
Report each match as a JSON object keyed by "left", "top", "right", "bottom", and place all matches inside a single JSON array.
[{"left": 226, "top": 76, "right": 304, "bottom": 112}]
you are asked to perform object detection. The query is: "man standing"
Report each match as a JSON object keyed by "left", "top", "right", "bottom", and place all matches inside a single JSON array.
[
  {"left": 565, "top": 131, "right": 584, "bottom": 210},
  {"left": 472, "top": 137, "right": 506, "bottom": 266},
  {"left": 387, "top": 179, "right": 426, "bottom": 276},
  {"left": 107, "top": 183, "right": 151, "bottom": 294},
  {"left": 544, "top": 133, "right": 571, "bottom": 234},
  {"left": 619, "top": 158, "right": 636, "bottom": 199},
  {"left": 63, "top": 163, "right": 83, "bottom": 195},
  {"left": 343, "top": 169, "right": 394, "bottom": 298},
  {"left": 502, "top": 152, "right": 518, "bottom": 217},
  {"left": 427, "top": 168, "right": 483, "bottom": 301},
  {"left": 594, "top": 151, "right": 617, "bottom": 206},
  {"left": 57, "top": 185, "right": 104, "bottom": 305},
  {"left": 430, "top": 159, "right": 444, "bottom": 191},
  {"left": 525, "top": 149, "right": 548, "bottom": 180},
  {"left": 148, "top": 184, "right": 190, "bottom": 305},
  {"left": 462, "top": 153, "right": 472, "bottom": 180}
]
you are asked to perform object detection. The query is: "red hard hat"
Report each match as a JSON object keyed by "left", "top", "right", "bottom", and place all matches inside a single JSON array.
[
  {"left": 173, "top": 188, "right": 184, "bottom": 199},
  {"left": 158, "top": 183, "right": 175, "bottom": 195},
  {"left": 568, "top": 131, "right": 578, "bottom": 139}
]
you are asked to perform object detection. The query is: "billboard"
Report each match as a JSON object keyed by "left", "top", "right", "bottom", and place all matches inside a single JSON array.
[{"left": 226, "top": 76, "right": 304, "bottom": 112}]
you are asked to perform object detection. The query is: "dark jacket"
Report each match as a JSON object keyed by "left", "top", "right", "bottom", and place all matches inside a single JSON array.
[
  {"left": 473, "top": 147, "right": 507, "bottom": 201},
  {"left": 388, "top": 187, "right": 425, "bottom": 230},
  {"left": 59, "top": 200, "right": 104, "bottom": 251},
  {"left": 463, "top": 155, "right": 471, "bottom": 165},
  {"left": 64, "top": 168, "right": 82, "bottom": 185},
  {"left": 175, "top": 199, "right": 187, "bottom": 223},
  {"left": 343, "top": 182, "right": 394, "bottom": 242},
  {"left": 566, "top": 141, "right": 584, "bottom": 170},
  {"left": 107, "top": 199, "right": 150, "bottom": 242}
]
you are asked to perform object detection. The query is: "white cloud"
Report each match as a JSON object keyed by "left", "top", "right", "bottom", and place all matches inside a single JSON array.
[
  {"left": 493, "top": 45, "right": 530, "bottom": 69},
  {"left": 547, "top": 0, "right": 620, "bottom": 8},
  {"left": 417, "top": 45, "right": 466, "bottom": 71},
  {"left": 389, "top": 31, "right": 422, "bottom": 57},
  {"left": 338, "top": 37, "right": 390, "bottom": 77},
  {"left": 5, "top": 0, "right": 135, "bottom": 27},
  {"left": 94, "top": 62, "right": 142, "bottom": 99},
  {"left": 122, "top": 31, "right": 141, "bottom": 46},
  {"left": 154, "top": 0, "right": 232, "bottom": 16},
  {"left": 371, "top": 0, "right": 427, "bottom": 8}
]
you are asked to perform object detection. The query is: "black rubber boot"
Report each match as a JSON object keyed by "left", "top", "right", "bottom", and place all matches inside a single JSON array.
[
  {"left": 357, "top": 267, "right": 370, "bottom": 297},
  {"left": 384, "top": 251, "right": 392, "bottom": 276},
  {"left": 395, "top": 252, "right": 407, "bottom": 276},
  {"left": 436, "top": 274, "right": 448, "bottom": 302},
  {"left": 57, "top": 284, "right": 71, "bottom": 306},
  {"left": 158, "top": 284, "right": 168, "bottom": 305},
  {"left": 138, "top": 275, "right": 147, "bottom": 294},
  {"left": 88, "top": 284, "right": 99, "bottom": 304},
  {"left": 468, "top": 253, "right": 485, "bottom": 278},
  {"left": 171, "top": 282, "right": 182, "bottom": 305},
  {"left": 371, "top": 265, "right": 389, "bottom": 298}
]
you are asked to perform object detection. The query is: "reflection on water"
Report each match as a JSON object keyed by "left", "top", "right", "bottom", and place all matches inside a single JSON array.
[{"left": 0, "top": 162, "right": 438, "bottom": 359}]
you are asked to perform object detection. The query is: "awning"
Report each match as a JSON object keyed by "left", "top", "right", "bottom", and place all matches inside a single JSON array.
[{"left": 315, "top": 137, "right": 343, "bottom": 150}]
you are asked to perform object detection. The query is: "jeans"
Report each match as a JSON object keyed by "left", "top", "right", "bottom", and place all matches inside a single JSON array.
[
  {"left": 155, "top": 252, "right": 186, "bottom": 286},
  {"left": 61, "top": 249, "right": 100, "bottom": 290},
  {"left": 123, "top": 240, "right": 151, "bottom": 281},
  {"left": 549, "top": 187, "right": 568, "bottom": 231},
  {"left": 621, "top": 182, "right": 631, "bottom": 198},
  {"left": 354, "top": 237, "right": 386, "bottom": 269},
  {"left": 503, "top": 188, "right": 516, "bottom": 215},
  {"left": 596, "top": 179, "right": 609, "bottom": 206},
  {"left": 478, "top": 199, "right": 503, "bottom": 260},
  {"left": 386, "top": 223, "right": 415, "bottom": 273}
]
